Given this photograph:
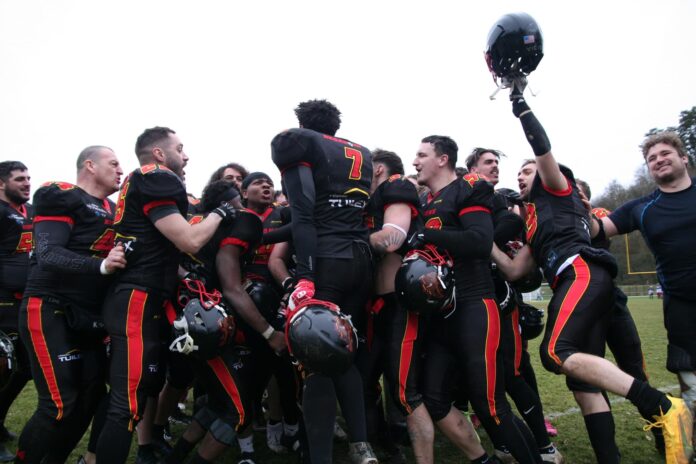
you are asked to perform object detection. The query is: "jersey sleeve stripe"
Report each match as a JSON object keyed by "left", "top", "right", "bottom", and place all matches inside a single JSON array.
[
  {"left": 220, "top": 237, "right": 249, "bottom": 253},
  {"left": 458, "top": 206, "right": 491, "bottom": 216},
  {"left": 142, "top": 200, "right": 176, "bottom": 216},
  {"left": 541, "top": 176, "right": 573, "bottom": 197},
  {"left": 34, "top": 215, "right": 74, "bottom": 226}
]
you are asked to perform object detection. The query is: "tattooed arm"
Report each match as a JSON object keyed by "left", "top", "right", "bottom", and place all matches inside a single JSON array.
[{"left": 369, "top": 203, "right": 412, "bottom": 254}]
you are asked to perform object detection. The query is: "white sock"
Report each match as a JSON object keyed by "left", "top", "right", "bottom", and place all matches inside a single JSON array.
[
  {"left": 283, "top": 420, "right": 299, "bottom": 436},
  {"left": 238, "top": 435, "right": 254, "bottom": 453}
]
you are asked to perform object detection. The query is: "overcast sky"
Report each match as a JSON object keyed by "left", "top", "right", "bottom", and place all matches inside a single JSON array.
[{"left": 1, "top": 1, "right": 694, "bottom": 200}]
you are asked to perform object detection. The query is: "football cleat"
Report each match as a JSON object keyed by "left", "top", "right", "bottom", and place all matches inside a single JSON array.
[{"left": 644, "top": 396, "right": 693, "bottom": 464}]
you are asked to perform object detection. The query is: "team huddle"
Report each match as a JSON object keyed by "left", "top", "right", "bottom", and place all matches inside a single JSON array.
[{"left": 1, "top": 12, "right": 696, "bottom": 464}]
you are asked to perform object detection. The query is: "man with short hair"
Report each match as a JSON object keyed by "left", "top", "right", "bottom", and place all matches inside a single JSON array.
[
  {"left": 492, "top": 83, "right": 692, "bottom": 464},
  {"left": 412, "top": 135, "right": 542, "bottom": 464},
  {"left": 592, "top": 131, "right": 696, "bottom": 426},
  {"left": 97, "top": 127, "right": 236, "bottom": 464},
  {"left": 272, "top": 99, "right": 377, "bottom": 464},
  {"left": 16, "top": 147, "right": 127, "bottom": 463},
  {"left": 0, "top": 161, "right": 32, "bottom": 461}
]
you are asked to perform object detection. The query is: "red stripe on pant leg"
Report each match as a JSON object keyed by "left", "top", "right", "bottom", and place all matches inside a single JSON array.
[
  {"left": 126, "top": 289, "right": 148, "bottom": 428},
  {"left": 483, "top": 298, "right": 501, "bottom": 421},
  {"left": 547, "top": 257, "right": 591, "bottom": 367},
  {"left": 27, "top": 297, "right": 64, "bottom": 420},
  {"left": 398, "top": 312, "right": 419, "bottom": 415},
  {"left": 207, "top": 357, "right": 246, "bottom": 430},
  {"left": 512, "top": 307, "right": 522, "bottom": 376}
]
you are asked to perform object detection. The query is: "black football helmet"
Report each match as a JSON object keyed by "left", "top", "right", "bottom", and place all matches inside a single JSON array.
[
  {"left": 170, "top": 299, "right": 235, "bottom": 359},
  {"left": 485, "top": 12, "right": 543, "bottom": 81},
  {"left": 519, "top": 302, "right": 544, "bottom": 340},
  {"left": 286, "top": 299, "right": 358, "bottom": 376},
  {"left": 0, "top": 331, "right": 15, "bottom": 391},
  {"left": 395, "top": 245, "right": 455, "bottom": 315},
  {"left": 244, "top": 280, "right": 281, "bottom": 324},
  {"left": 512, "top": 267, "right": 544, "bottom": 293}
]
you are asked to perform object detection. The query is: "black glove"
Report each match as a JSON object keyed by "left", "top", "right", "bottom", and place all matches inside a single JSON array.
[
  {"left": 501, "top": 189, "right": 523, "bottom": 206},
  {"left": 281, "top": 276, "right": 297, "bottom": 293},
  {"left": 211, "top": 203, "right": 237, "bottom": 225},
  {"left": 509, "top": 75, "right": 531, "bottom": 118},
  {"left": 407, "top": 231, "right": 425, "bottom": 250}
]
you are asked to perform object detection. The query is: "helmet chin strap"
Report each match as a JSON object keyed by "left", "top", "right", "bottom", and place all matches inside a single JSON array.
[{"left": 169, "top": 317, "right": 198, "bottom": 355}]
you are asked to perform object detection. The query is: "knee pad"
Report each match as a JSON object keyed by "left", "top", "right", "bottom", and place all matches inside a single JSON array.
[
  {"left": 193, "top": 406, "right": 217, "bottom": 430},
  {"left": 209, "top": 418, "right": 237, "bottom": 446},
  {"left": 667, "top": 343, "right": 696, "bottom": 373}
]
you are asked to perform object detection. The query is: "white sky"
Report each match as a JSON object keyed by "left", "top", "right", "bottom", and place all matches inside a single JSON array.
[{"left": 1, "top": 1, "right": 694, "bottom": 199}]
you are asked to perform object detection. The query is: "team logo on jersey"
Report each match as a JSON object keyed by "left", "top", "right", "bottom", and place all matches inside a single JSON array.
[
  {"left": 525, "top": 203, "right": 538, "bottom": 243},
  {"left": 139, "top": 164, "right": 172, "bottom": 175},
  {"left": 364, "top": 215, "right": 375, "bottom": 229},
  {"left": 388, "top": 174, "right": 402, "bottom": 183},
  {"left": 425, "top": 217, "right": 443, "bottom": 230},
  {"left": 188, "top": 215, "right": 204, "bottom": 225},
  {"left": 462, "top": 173, "right": 481, "bottom": 188},
  {"left": 591, "top": 207, "right": 610, "bottom": 218}
]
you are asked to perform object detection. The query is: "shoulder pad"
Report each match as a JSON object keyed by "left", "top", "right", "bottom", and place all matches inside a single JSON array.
[
  {"left": 271, "top": 128, "right": 316, "bottom": 171},
  {"left": 458, "top": 177, "right": 494, "bottom": 210},
  {"left": 591, "top": 207, "right": 611, "bottom": 218},
  {"left": 133, "top": 167, "right": 186, "bottom": 203},
  {"left": 138, "top": 163, "right": 173, "bottom": 176},
  {"left": 33, "top": 182, "right": 83, "bottom": 216},
  {"left": 380, "top": 175, "right": 419, "bottom": 208}
]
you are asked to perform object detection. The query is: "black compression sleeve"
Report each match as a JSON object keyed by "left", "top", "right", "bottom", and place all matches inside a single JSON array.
[
  {"left": 494, "top": 210, "right": 525, "bottom": 248},
  {"left": 282, "top": 165, "right": 317, "bottom": 280},
  {"left": 422, "top": 211, "right": 493, "bottom": 259},
  {"left": 512, "top": 97, "right": 551, "bottom": 156},
  {"left": 34, "top": 220, "right": 102, "bottom": 275},
  {"left": 261, "top": 223, "right": 292, "bottom": 244}
]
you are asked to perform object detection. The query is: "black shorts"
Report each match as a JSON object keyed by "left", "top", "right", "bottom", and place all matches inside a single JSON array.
[{"left": 663, "top": 294, "right": 696, "bottom": 372}]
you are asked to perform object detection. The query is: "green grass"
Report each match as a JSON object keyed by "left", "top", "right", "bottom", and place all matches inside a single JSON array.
[{"left": 5, "top": 297, "right": 677, "bottom": 463}]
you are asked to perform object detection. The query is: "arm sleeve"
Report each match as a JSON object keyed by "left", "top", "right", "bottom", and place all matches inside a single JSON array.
[
  {"left": 423, "top": 211, "right": 493, "bottom": 259},
  {"left": 282, "top": 165, "right": 317, "bottom": 280},
  {"left": 608, "top": 198, "right": 642, "bottom": 234},
  {"left": 261, "top": 223, "right": 293, "bottom": 244},
  {"left": 33, "top": 220, "right": 101, "bottom": 275},
  {"left": 138, "top": 169, "right": 187, "bottom": 223}
]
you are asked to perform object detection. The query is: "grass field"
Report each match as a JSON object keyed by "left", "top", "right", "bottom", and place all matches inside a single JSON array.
[{"left": 5, "top": 297, "right": 677, "bottom": 463}]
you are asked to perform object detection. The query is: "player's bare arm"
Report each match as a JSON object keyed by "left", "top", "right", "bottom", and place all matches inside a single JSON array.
[
  {"left": 491, "top": 242, "right": 536, "bottom": 282},
  {"left": 153, "top": 211, "right": 223, "bottom": 254},
  {"left": 369, "top": 203, "right": 412, "bottom": 254}
]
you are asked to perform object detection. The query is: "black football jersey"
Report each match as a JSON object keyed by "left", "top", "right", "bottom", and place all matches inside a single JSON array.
[
  {"left": 420, "top": 175, "right": 495, "bottom": 298},
  {"left": 0, "top": 200, "right": 33, "bottom": 296},
  {"left": 244, "top": 206, "right": 285, "bottom": 283},
  {"left": 24, "top": 182, "right": 115, "bottom": 308},
  {"left": 113, "top": 164, "right": 189, "bottom": 294},
  {"left": 272, "top": 128, "right": 372, "bottom": 259},
  {"left": 181, "top": 210, "right": 263, "bottom": 291},
  {"left": 365, "top": 174, "right": 421, "bottom": 256},
  {"left": 524, "top": 166, "right": 592, "bottom": 283}
]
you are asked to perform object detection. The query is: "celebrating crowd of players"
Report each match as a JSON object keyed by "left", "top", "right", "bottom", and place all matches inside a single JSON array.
[{"left": 2, "top": 16, "right": 696, "bottom": 464}]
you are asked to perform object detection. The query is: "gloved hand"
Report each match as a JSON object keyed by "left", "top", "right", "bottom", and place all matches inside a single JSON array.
[
  {"left": 287, "top": 279, "right": 315, "bottom": 313},
  {"left": 211, "top": 203, "right": 237, "bottom": 225},
  {"left": 509, "top": 75, "right": 531, "bottom": 118}
]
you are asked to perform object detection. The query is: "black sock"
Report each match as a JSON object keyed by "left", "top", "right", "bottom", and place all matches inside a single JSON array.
[
  {"left": 188, "top": 452, "right": 211, "bottom": 464},
  {"left": 583, "top": 412, "right": 620, "bottom": 464},
  {"left": 165, "top": 438, "right": 195, "bottom": 464},
  {"left": 626, "top": 379, "right": 672, "bottom": 419},
  {"left": 138, "top": 444, "right": 155, "bottom": 456}
]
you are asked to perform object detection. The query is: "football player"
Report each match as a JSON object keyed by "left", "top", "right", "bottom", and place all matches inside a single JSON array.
[
  {"left": 16, "top": 147, "right": 126, "bottom": 463},
  {"left": 96, "top": 127, "right": 236, "bottom": 464},
  {"left": 491, "top": 80, "right": 692, "bottom": 464},
  {"left": 271, "top": 99, "right": 377, "bottom": 463},
  {"left": 411, "top": 136, "right": 542, "bottom": 464},
  {"left": 0, "top": 161, "right": 32, "bottom": 461}
]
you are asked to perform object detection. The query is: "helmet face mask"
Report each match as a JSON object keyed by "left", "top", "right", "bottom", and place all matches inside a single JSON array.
[
  {"left": 170, "top": 299, "right": 235, "bottom": 359},
  {"left": 0, "top": 331, "right": 15, "bottom": 391},
  {"left": 485, "top": 12, "right": 543, "bottom": 85},
  {"left": 396, "top": 246, "right": 455, "bottom": 314}
]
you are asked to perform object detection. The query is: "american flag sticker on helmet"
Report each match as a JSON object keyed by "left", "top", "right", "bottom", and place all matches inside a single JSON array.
[{"left": 523, "top": 35, "right": 536, "bottom": 44}]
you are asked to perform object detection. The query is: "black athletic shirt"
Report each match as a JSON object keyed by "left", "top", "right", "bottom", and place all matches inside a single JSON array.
[
  {"left": 365, "top": 174, "right": 421, "bottom": 256},
  {"left": 420, "top": 174, "right": 495, "bottom": 299},
  {"left": 112, "top": 164, "right": 189, "bottom": 295},
  {"left": 0, "top": 200, "right": 33, "bottom": 297},
  {"left": 271, "top": 128, "right": 372, "bottom": 279},
  {"left": 181, "top": 210, "right": 262, "bottom": 292},
  {"left": 24, "top": 182, "right": 115, "bottom": 309},
  {"left": 610, "top": 179, "right": 696, "bottom": 300},
  {"left": 244, "top": 205, "right": 285, "bottom": 283},
  {"left": 525, "top": 166, "right": 592, "bottom": 283}
]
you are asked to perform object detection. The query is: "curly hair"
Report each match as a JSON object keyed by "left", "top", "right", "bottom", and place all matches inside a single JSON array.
[{"left": 294, "top": 99, "right": 341, "bottom": 136}]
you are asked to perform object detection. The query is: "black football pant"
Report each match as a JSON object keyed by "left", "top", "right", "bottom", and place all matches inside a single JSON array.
[
  {"left": 422, "top": 297, "right": 541, "bottom": 464},
  {"left": 97, "top": 286, "right": 169, "bottom": 464},
  {"left": 302, "top": 242, "right": 372, "bottom": 464},
  {"left": 356, "top": 293, "right": 424, "bottom": 442},
  {"left": 16, "top": 296, "right": 107, "bottom": 464},
  {"left": 0, "top": 296, "right": 32, "bottom": 428}
]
